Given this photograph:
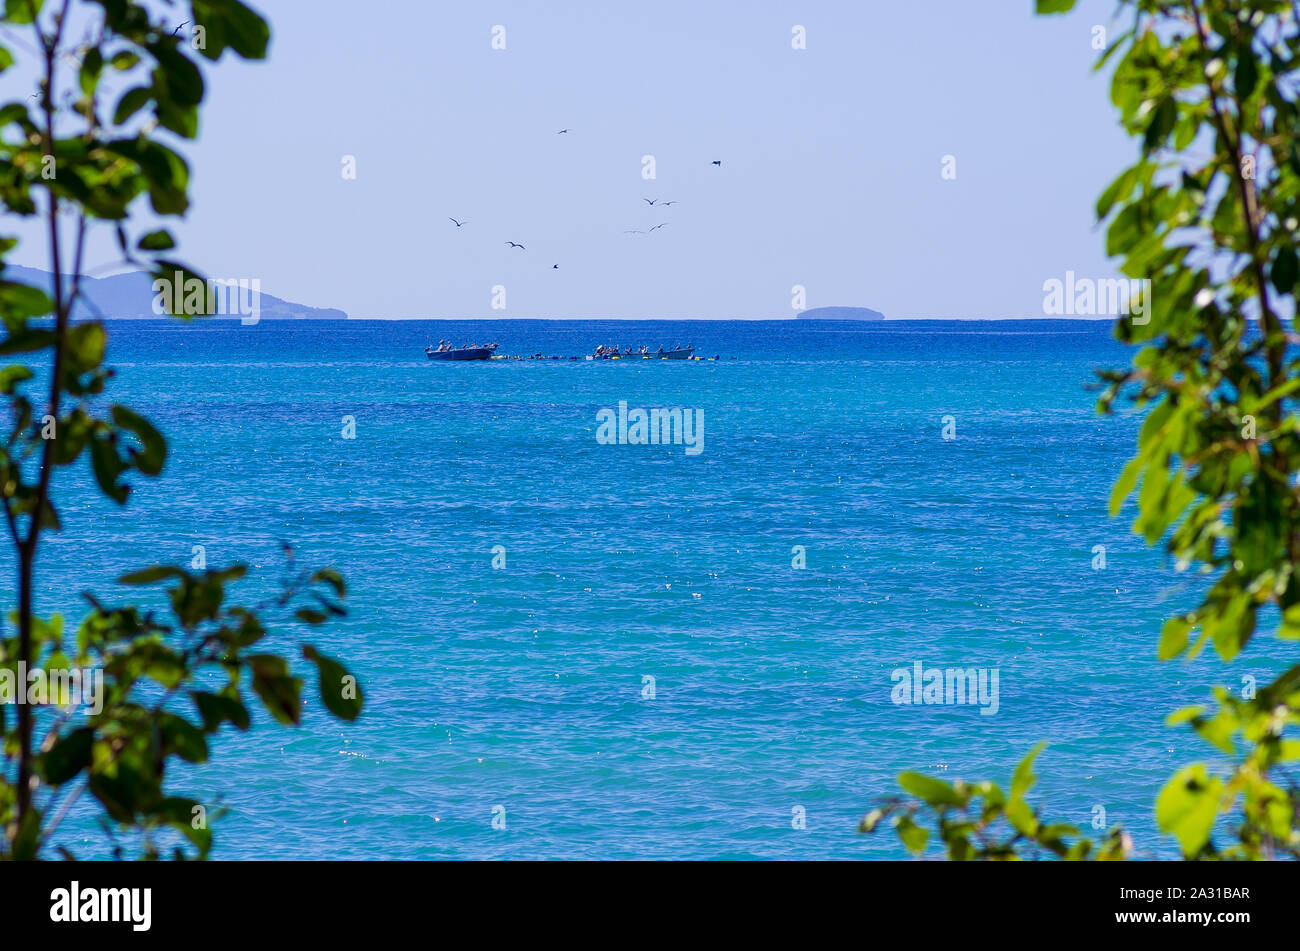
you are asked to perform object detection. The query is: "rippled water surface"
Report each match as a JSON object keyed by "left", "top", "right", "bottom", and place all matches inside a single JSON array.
[{"left": 27, "top": 318, "right": 1275, "bottom": 859}]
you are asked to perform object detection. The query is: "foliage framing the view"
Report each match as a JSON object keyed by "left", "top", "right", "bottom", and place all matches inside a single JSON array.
[
  {"left": 0, "top": 0, "right": 362, "bottom": 861},
  {"left": 862, "top": 0, "right": 1300, "bottom": 859}
]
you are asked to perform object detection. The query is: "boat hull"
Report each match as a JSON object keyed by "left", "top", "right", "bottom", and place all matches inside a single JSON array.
[
  {"left": 426, "top": 346, "right": 496, "bottom": 361},
  {"left": 596, "top": 348, "right": 695, "bottom": 360}
]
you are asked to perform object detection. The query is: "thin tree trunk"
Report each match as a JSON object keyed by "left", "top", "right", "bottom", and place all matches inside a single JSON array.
[{"left": 15, "top": 548, "right": 33, "bottom": 821}]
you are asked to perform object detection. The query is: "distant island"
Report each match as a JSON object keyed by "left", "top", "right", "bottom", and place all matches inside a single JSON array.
[
  {"left": 797, "top": 306, "right": 886, "bottom": 321},
  {"left": 4, "top": 265, "right": 346, "bottom": 319}
]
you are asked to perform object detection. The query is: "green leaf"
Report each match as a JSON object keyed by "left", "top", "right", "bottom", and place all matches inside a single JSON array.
[
  {"left": 90, "top": 437, "right": 129, "bottom": 504},
  {"left": 858, "top": 807, "right": 887, "bottom": 833},
  {"left": 1279, "top": 604, "right": 1300, "bottom": 640},
  {"left": 1005, "top": 795, "right": 1039, "bottom": 837},
  {"left": 152, "top": 46, "right": 205, "bottom": 106},
  {"left": 154, "top": 98, "right": 199, "bottom": 138},
  {"left": 4, "top": 0, "right": 44, "bottom": 25},
  {"left": 0, "top": 101, "right": 27, "bottom": 127},
  {"left": 0, "top": 364, "right": 32, "bottom": 394},
  {"left": 9, "top": 805, "right": 40, "bottom": 860},
  {"left": 1142, "top": 98, "right": 1176, "bottom": 153},
  {"left": 191, "top": 689, "right": 250, "bottom": 731},
  {"left": 893, "top": 814, "right": 929, "bottom": 854},
  {"left": 1036, "top": 0, "right": 1076, "bottom": 12},
  {"left": 111, "top": 404, "right": 166, "bottom": 476},
  {"left": 1158, "top": 616, "right": 1192, "bottom": 660},
  {"left": 193, "top": 0, "right": 271, "bottom": 61},
  {"left": 1165, "top": 705, "right": 1205, "bottom": 727},
  {"left": 137, "top": 229, "right": 176, "bottom": 251},
  {"left": 103, "top": 140, "right": 190, "bottom": 216},
  {"left": 1095, "top": 167, "right": 1136, "bottom": 220},
  {"left": 1010, "top": 742, "right": 1046, "bottom": 802},
  {"left": 302, "top": 645, "right": 363, "bottom": 721},
  {"left": 112, "top": 86, "right": 153, "bottom": 125},
  {"left": 41, "top": 727, "right": 94, "bottom": 784},
  {"left": 154, "top": 797, "right": 212, "bottom": 858},
  {"left": 159, "top": 713, "right": 209, "bottom": 763},
  {"left": 897, "top": 771, "right": 964, "bottom": 807},
  {"left": 64, "top": 321, "right": 106, "bottom": 372},
  {"left": 1234, "top": 43, "right": 1258, "bottom": 99},
  {"left": 1205, "top": 593, "right": 1254, "bottom": 661},
  {"left": 1110, "top": 455, "right": 1142, "bottom": 517},
  {"left": 1156, "top": 764, "right": 1224, "bottom": 857},
  {"left": 119, "top": 564, "right": 184, "bottom": 585},
  {"left": 1272, "top": 247, "right": 1297, "bottom": 296},
  {"left": 248, "top": 654, "right": 302, "bottom": 725},
  {"left": 0, "top": 328, "right": 57, "bottom": 355},
  {"left": 311, "top": 568, "right": 347, "bottom": 597},
  {"left": 79, "top": 47, "right": 103, "bottom": 96},
  {"left": 0, "top": 280, "right": 54, "bottom": 317}
]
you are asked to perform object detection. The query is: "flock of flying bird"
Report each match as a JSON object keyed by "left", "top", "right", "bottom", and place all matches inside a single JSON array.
[{"left": 446, "top": 130, "right": 723, "bottom": 270}]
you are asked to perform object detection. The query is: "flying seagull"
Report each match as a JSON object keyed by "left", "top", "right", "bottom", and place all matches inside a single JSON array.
[
  {"left": 449, "top": 217, "right": 468, "bottom": 227},
  {"left": 172, "top": 20, "right": 189, "bottom": 35},
  {"left": 711, "top": 160, "right": 722, "bottom": 167},
  {"left": 649, "top": 223, "right": 668, "bottom": 232},
  {"left": 506, "top": 241, "right": 525, "bottom": 249},
  {"left": 556, "top": 129, "right": 570, "bottom": 134},
  {"left": 642, "top": 198, "right": 657, "bottom": 205},
  {"left": 552, "top": 264, "right": 559, "bottom": 269},
  {"left": 623, "top": 229, "right": 645, "bottom": 235},
  {"left": 661, "top": 201, "right": 679, "bottom": 206}
]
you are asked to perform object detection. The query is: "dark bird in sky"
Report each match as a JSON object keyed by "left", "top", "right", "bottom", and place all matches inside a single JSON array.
[
  {"left": 642, "top": 198, "right": 657, "bottom": 205},
  {"left": 661, "top": 201, "right": 679, "bottom": 206},
  {"left": 556, "top": 129, "right": 570, "bottom": 134},
  {"left": 552, "top": 264, "right": 559, "bottom": 269},
  {"left": 449, "top": 217, "right": 467, "bottom": 227},
  {"left": 649, "top": 223, "right": 668, "bottom": 232},
  {"left": 506, "top": 241, "right": 525, "bottom": 249},
  {"left": 623, "top": 229, "right": 645, "bottom": 235},
  {"left": 711, "top": 160, "right": 722, "bottom": 167},
  {"left": 172, "top": 20, "right": 188, "bottom": 35}
]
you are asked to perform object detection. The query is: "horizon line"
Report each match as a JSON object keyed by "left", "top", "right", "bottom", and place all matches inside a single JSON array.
[{"left": 335, "top": 314, "right": 1122, "bottom": 322}]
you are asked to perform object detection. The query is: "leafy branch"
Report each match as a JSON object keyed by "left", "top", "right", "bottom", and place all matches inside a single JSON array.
[
  {"left": 863, "top": 0, "right": 1300, "bottom": 859},
  {"left": 0, "top": 0, "right": 364, "bottom": 860}
]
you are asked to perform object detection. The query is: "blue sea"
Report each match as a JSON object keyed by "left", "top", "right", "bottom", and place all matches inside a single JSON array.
[{"left": 26, "top": 318, "right": 1279, "bottom": 859}]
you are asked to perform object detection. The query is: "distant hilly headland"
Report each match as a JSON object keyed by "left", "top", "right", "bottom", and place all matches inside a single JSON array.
[
  {"left": 797, "top": 306, "right": 886, "bottom": 320},
  {"left": 2, "top": 265, "right": 886, "bottom": 322},
  {"left": 4, "top": 265, "right": 346, "bottom": 319}
]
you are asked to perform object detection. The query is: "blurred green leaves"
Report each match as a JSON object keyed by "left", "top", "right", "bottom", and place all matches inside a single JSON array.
[
  {"left": 0, "top": 0, "right": 362, "bottom": 862},
  {"left": 863, "top": 745, "right": 1131, "bottom": 861},
  {"left": 863, "top": 0, "right": 1300, "bottom": 861}
]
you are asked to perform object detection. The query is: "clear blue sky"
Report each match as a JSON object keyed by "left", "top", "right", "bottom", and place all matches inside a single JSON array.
[{"left": 12, "top": 0, "right": 1131, "bottom": 319}]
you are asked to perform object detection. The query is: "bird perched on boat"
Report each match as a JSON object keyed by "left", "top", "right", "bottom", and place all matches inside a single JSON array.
[
  {"left": 506, "top": 241, "right": 525, "bottom": 249},
  {"left": 449, "top": 217, "right": 467, "bottom": 227},
  {"left": 711, "top": 160, "right": 722, "bottom": 167}
]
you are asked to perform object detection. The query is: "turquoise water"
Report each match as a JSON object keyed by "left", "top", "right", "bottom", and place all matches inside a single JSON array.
[{"left": 25, "top": 318, "right": 1283, "bottom": 859}]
